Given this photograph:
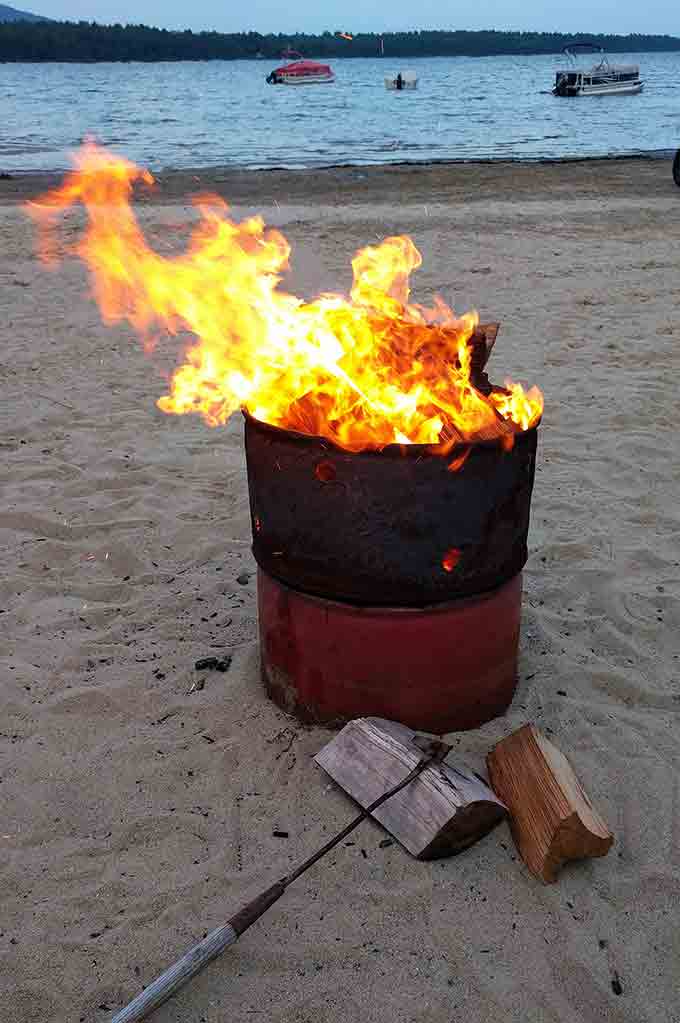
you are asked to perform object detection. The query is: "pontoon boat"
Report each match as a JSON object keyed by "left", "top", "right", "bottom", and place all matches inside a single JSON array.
[
  {"left": 553, "top": 44, "right": 643, "bottom": 97},
  {"left": 266, "top": 60, "right": 335, "bottom": 85}
]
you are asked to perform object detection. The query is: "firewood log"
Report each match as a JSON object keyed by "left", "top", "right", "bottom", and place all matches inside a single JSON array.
[
  {"left": 316, "top": 717, "right": 507, "bottom": 859},
  {"left": 486, "top": 723, "right": 613, "bottom": 883},
  {"left": 473, "top": 321, "right": 499, "bottom": 369}
]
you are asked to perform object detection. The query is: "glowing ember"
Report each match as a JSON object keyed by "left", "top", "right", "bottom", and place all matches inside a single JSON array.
[
  {"left": 27, "top": 143, "right": 542, "bottom": 452},
  {"left": 447, "top": 447, "right": 472, "bottom": 473},
  {"left": 315, "top": 461, "right": 337, "bottom": 483},
  {"left": 442, "top": 548, "right": 461, "bottom": 573}
]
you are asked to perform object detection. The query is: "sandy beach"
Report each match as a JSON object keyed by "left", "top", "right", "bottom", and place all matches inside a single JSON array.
[{"left": 2, "top": 157, "right": 679, "bottom": 1022}]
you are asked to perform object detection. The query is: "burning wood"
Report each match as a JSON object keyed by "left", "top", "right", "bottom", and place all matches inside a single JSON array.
[{"left": 26, "top": 143, "right": 542, "bottom": 453}]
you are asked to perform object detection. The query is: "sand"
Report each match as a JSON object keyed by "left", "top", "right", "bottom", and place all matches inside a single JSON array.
[{"left": 1, "top": 157, "right": 679, "bottom": 1022}]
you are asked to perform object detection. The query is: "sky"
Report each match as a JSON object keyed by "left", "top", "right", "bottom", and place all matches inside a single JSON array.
[{"left": 24, "top": 1, "right": 680, "bottom": 36}]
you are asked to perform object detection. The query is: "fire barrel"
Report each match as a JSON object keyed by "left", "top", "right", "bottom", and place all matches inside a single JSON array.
[{"left": 244, "top": 412, "right": 538, "bottom": 732}]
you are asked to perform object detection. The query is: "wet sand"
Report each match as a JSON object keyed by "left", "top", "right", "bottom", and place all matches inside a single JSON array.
[
  {"left": 1, "top": 157, "right": 679, "bottom": 1022},
  {"left": 0, "top": 154, "right": 676, "bottom": 207}
]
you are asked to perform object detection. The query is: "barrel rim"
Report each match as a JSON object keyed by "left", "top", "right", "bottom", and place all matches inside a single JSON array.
[{"left": 242, "top": 408, "right": 539, "bottom": 458}]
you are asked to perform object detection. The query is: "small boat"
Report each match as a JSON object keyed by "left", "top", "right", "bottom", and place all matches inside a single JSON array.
[
  {"left": 266, "top": 59, "right": 335, "bottom": 85},
  {"left": 385, "top": 70, "right": 418, "bottom": 91},
  {"left": 553, "top": 44, "right": 643, "bottom": 97}
]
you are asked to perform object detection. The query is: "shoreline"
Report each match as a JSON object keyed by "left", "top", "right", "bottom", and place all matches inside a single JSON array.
[
  {"left": 2, "top": 153, "right": 677, "bottom": 205},
  {"left": 3, "top": 148, "right": 674, "bottom": 174},
  {"left": 1, "top": 45, "right": 679, "bottom": 64}
]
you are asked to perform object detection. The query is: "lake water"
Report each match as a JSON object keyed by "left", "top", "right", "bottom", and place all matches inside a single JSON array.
[{"left": 2, "top": 52, "right": 679, "bottom": 173}]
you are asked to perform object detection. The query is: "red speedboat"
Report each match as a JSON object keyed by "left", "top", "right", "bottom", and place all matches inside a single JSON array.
[{"left": 266, "top": 59, "right": 335, "bottom": 85}]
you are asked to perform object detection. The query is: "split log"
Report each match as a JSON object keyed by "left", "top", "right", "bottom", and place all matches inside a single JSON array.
[
  {"left": 486, "top": 723, "right": 613, "bottom": 883},
  {"left": 468, "top": 322, "right": 499, "bottom": 394},
  {"left": 315, "top": 717, "right": 506, "bottom": 859},
  {"left": 473, "top": 322, "right": 499, "bottom": 370}
]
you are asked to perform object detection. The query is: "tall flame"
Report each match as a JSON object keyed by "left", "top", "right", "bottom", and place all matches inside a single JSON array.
[{"left": 26, "top": 143, "right": 542, "bottom": 451}]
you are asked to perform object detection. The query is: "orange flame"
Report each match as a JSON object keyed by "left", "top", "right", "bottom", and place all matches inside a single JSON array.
[{"left": 26, "top": 143, "right": 543, "bottom": 452}]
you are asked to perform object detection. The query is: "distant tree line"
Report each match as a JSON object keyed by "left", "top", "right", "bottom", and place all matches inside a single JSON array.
[{"left": 1, "top": 22, "right": 680, "bottom": 63}]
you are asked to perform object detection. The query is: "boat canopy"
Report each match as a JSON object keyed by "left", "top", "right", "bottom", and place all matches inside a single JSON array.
[
  {"left": 271, "top": 60, "right": 333, "bottom": 76},
  {"left": 556, "top": 42, "right": 640, "bottom": 77},
  {"left": 561, "top": 42, "right": 605, "bottom": 57}
]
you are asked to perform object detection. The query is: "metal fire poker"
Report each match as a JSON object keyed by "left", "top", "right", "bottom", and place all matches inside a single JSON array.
[{"left": 110, "top": 735, "right": 451, "bottom": 1023}]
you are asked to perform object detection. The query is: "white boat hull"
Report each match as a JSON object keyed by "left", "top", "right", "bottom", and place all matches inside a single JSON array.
[
  {"left": 563, "top": 80, "right": 644, "bottom": 96},
  {"left": 279, "top": 73, "right": 335, "bottom": 84},
  {"left": 385, "top": 79, "right": 418, "bottom": 90}
]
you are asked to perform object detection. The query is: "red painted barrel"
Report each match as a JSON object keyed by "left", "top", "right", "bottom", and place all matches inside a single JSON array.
[{"left": 258, "top": 568, "right": 523, "bottom": 733}]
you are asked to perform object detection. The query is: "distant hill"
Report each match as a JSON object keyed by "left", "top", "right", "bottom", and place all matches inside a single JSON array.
[
  {"left": 1, "top": 22, "right": 679, "bottom": 62},
  {"left": 0, "top": 4, "right": 50, "bottom": 21}
]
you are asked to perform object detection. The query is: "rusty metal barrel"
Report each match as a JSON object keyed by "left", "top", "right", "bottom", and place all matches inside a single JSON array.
[
  {"left": 242, "top": 411, "right": 539, "bottom": 731},
  {"left": 244, "top": 411, "right": 537, "bottom": 607}
]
